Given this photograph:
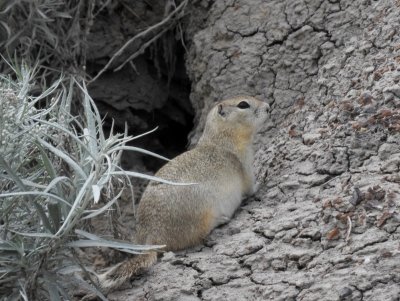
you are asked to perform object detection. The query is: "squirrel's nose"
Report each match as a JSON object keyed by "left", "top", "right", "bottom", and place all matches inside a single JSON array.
[{"left": 264, "top": 103, "right": 271, "bottom": 113}]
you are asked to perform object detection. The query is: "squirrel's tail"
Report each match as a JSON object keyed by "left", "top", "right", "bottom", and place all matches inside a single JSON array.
[{"left": 97, "top": 251, "right": 157, "bottom": 292}]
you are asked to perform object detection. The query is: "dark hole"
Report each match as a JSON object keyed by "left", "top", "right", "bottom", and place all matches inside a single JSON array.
[{"left": 89, "top": 39, "right": 194, "bottom": 172}]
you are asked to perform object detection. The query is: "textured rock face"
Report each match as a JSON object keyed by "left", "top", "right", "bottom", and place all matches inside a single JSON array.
[{"left": 109, "top": 0, "right": 400, "bottom": 300}]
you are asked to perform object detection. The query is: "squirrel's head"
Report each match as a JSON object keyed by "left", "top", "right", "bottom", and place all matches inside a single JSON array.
[
  {"left": 199, "top": 96, "right": 270, "bottom": 150},
  {"left": 207, "top": 96, "right": 270, "bottom": 132}
]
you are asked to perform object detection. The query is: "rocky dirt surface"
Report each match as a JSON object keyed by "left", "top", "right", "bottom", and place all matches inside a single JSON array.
[{"left": 107, "top": 0, "right": 400, "bottom": 300}]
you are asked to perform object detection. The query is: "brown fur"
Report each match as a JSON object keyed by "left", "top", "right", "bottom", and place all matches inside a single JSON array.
[{"left": 96, "top": 96, "right": 269, "bottom": 292}]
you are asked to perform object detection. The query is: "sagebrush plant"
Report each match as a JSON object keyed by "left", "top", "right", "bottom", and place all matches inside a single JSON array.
[{"left": 0, "top": 64, "right": 179, "bottom": 300}]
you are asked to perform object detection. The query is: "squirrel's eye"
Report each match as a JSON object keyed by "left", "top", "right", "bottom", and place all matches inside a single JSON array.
[{"left": 237, "top": 101, "right": 250, "bottom": 109}]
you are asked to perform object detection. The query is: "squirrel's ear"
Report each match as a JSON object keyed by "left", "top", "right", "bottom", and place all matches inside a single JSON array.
[{"left": 217, "top": 104, "right": 225, "bottom": 117}]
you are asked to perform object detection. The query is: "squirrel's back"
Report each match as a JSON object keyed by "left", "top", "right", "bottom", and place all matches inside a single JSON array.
[{"left": 136, "top": 144, "right": 245, "bottom": 250}]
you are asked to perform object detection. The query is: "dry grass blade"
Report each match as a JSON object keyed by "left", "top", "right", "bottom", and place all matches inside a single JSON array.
[{"left": 345, "top": 216, "right": 352, "bottom": 243}]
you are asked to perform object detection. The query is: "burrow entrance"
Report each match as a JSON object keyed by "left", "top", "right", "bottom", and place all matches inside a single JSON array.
[{"left": 88, "top": 41, "right": 194, "bottom": 172}]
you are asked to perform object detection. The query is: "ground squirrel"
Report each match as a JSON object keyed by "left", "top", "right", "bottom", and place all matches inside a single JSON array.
[{"left": 97, "top": 96, "right": 270, "bottom": 291}]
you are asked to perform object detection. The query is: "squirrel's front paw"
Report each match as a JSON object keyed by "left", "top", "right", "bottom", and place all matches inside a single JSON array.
[
  {"left": 252, "top": 182, "right": 260, "bottom": 194},
  {"left": 245, "top": 182, "right": 259, "bottom": 197}
]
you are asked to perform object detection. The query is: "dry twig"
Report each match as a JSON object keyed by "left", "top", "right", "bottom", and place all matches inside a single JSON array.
[
  {"left": 345, "top": 216, "right": 352, "bottom": 243},
  {"left": 89, "top": 0, "right": 188, "bottom": 84}
]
